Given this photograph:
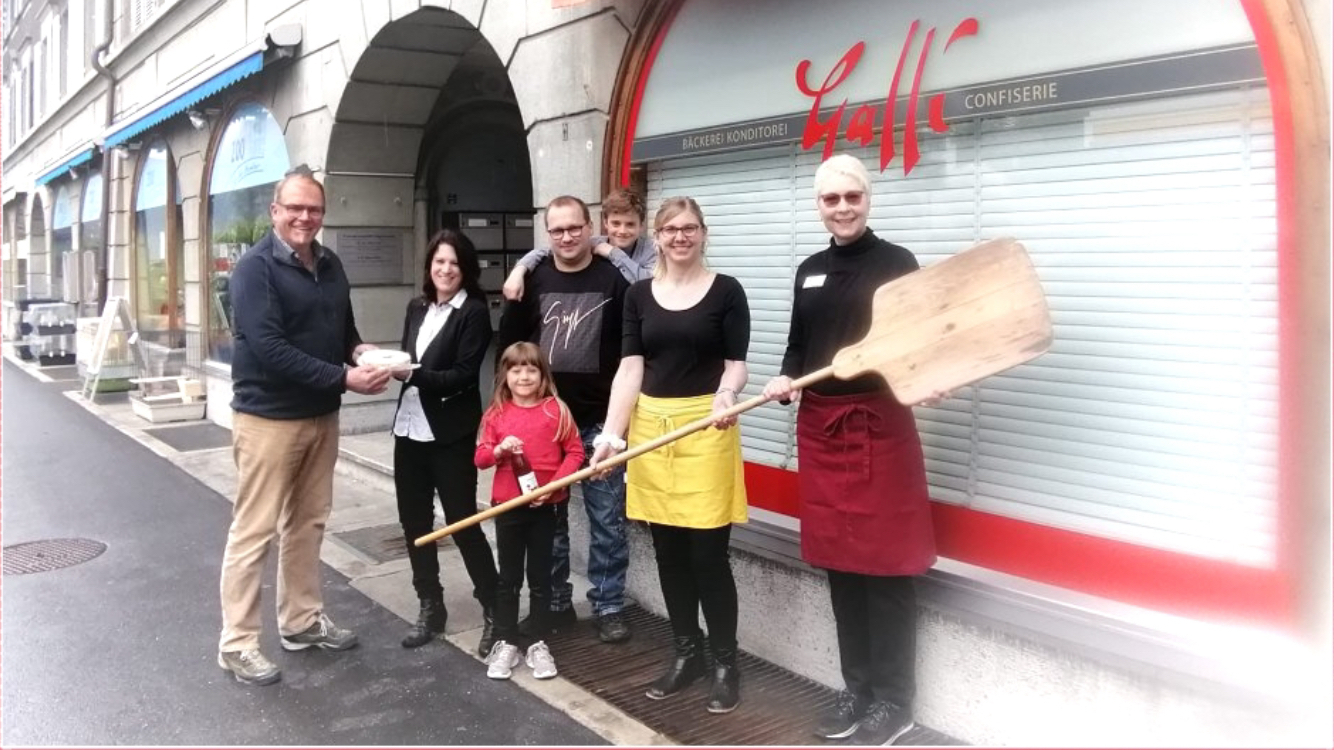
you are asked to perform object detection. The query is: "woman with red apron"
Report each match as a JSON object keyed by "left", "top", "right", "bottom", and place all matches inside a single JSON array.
[{"left": 764, "top": 154, "right": 936, "bottom": 746}]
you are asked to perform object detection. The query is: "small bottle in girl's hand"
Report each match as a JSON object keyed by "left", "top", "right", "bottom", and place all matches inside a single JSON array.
[{"left": 513, "top": 449, "right": 539, "bottom": 495}]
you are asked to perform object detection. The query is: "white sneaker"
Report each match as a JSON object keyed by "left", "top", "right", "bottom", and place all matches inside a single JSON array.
[
  {"left": 485, "top": 640, "right": 521, "bottom": 680},
  {"left": 526, "top": 640, "right": 558, "bottom": 679}
]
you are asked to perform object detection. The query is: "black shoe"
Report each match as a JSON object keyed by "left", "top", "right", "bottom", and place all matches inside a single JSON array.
[
  {"left": 704, "top": 647, "right": 741, "bottom": 714},
  {"left": 401, "top": 597, "right": 447, "bottom": 649},
  {"left": 518, "top": 606, "right": 577, "bottom": 637},
  {"left": 814, "top": 691, "right": 869, "bottom": 739},
  {"left": 851, "top": 702, "right": 913, "bottom": 746},
  {"left": 646, "top": 633, "right": 706, "bottom": 700},
  {"left": 595, "top": 611, "right": 632, "bottom": 643},
  {"left": 476, "top": 604, "right": 496, "bottom": 657}
]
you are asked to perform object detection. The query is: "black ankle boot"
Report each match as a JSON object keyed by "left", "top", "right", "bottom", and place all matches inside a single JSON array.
[
  {"left": 476, "top": 604, "right": 497, "bottom": 657},
  {"left": 646, "top": 633, "right": 706, "bottom": 700},
  {"left": 401, "top": 597, "right": 447, "bottom": 649},
  {"left": 705, "top": 646, "right": 741, "bottom": 714}
]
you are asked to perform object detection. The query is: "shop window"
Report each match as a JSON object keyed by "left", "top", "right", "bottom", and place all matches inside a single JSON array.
[
  {"left": 132, "top": 141, "right": 184, "bottom": 349},
  {"left": 80, "top": 171, "right": 103, "bottom": 305},
  {"left": 648, "top": 85, "right": 1279, "bottom": 584},
  {"left": 51, "top": 183, "right": 72, "bottom": 301},
  {"left": 205, "top": 102, "right": 290, "bottom": 364}
]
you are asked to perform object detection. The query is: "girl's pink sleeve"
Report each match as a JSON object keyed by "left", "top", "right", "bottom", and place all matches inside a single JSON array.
[
  {"left": 553, "top": 426, "right": 586, "bottom": 481},
  {"left": 475, "top": 414, "right": 499, "bottom": 469}
]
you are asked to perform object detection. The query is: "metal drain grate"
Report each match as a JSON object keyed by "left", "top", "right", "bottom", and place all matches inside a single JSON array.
[
  {"left": 3, "top": 538, "right": 108, "bottom": 575},
  {"left": 545, "top": 604, "right": 964, "bottom": 746}
]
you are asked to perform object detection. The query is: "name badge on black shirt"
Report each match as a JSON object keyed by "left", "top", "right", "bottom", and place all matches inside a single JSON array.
[{"left": 802, "top": 274, "right": 826, "bottom": 289}]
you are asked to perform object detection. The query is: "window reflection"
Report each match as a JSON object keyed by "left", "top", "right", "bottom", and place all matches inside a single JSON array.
[{"left": 206, "top": 103, "right": 289, "bottom": 364}]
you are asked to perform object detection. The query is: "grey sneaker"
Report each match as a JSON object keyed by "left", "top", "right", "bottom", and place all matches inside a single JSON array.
[
  {"left": 280, "top": 613, "right": 358, "bottom": 651},
  {"left": 217, "top": 649, "right": 281, "bottom": 686},
  {"left": 852, "top": 701, "right": 914, "bottom": 746},
  {"left": 815, "top": 691, "right": 868, "bottom": 739},
  {"left": 486, "top": 640, "right": 521, "bottom": 680},
  {"left": 526, "top": 640, "right": 558, "bottom": 679}
]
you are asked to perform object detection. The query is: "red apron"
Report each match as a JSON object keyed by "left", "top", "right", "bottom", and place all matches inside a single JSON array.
[{"left": 796, "top": 391, "right": 936, "bottom": 576}]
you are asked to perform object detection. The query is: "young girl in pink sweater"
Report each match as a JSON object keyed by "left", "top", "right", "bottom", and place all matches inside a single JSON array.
[{"left": 474, "top": 342, "right": 584, "bottom": 680}]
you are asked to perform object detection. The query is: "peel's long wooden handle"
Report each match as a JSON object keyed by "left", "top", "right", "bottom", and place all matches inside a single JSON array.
[{"left": 412, "top": 365, "right": 836, "bottom": 546}]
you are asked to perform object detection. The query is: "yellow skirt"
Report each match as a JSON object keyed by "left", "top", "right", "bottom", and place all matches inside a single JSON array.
[{"left": 626, "top": 393, "right": 748, "bottom": 529}]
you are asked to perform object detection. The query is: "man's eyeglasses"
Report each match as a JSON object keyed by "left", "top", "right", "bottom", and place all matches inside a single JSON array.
[
  {"left": 657, "top": 223, "right": 702, "bottom": 238},
  {"left": 547, "top": 224, "right": 586, "bottom": 240},
  {"left": 278, "top": 203, "right": 325, "bottom": 218},
  {"left": 819, "top": 191, "right": 866, "bottom": 208}
]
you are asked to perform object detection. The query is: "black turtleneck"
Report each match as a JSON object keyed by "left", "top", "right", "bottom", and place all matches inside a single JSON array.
[{"left": 779, "top": 229, "right": 920, "bottom": 396}]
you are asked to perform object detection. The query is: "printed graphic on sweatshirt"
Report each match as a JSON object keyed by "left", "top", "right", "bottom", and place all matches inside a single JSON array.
[{"left": 538, "top": 291, "right": 612, "bottom": 373}]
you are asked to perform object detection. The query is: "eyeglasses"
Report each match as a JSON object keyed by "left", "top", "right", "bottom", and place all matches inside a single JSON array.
[
  {"left": 278, "top": 203, "right": 325, "bottom": 218},
  {"left": 657, "top": 223, "right": 702, "bottom": 238},
  {"left": 547, "top": 224, "right": 586, "bottom": 240},
  {"left": 818, "top": 191, "right": 866, "bottom": 208}
]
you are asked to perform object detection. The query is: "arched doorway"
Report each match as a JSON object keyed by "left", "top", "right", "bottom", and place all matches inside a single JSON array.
[{"left": 328, "top": 7, "right": 533, "bottom": 401}]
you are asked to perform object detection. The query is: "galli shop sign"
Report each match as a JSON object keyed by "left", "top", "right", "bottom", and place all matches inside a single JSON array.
[{"left": 630, "top": 14, "right": 1264, "bottom": 168}]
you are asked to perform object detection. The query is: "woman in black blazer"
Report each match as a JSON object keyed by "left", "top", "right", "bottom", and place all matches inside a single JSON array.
[{"left": 391, "top": 228, "right": 499, "bottom": 654}]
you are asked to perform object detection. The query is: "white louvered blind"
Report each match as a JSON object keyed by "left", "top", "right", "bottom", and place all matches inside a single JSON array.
[
  {"left": 648, "top": 147, "right": 802, "bottom": 467},
  {"left": 646, "top": 87, "right": 1278, "bottom": 568}
]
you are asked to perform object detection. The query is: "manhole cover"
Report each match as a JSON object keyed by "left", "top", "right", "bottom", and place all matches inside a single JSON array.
[{"left": 3, "top": 538, "right": 107, "bottom": 575}]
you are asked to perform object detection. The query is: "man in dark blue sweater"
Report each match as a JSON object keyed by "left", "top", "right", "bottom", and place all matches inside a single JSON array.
[{"left": 216, "top": 169, "right": 391, "bottom": 686}]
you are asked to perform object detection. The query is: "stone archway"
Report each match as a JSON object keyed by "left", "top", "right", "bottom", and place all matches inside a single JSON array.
[
  {"left": 323, "top": 6, "right": 533, "bottom": 361},
  {"left": 325, "top": 7, "right": 531, "bottom": 254}
]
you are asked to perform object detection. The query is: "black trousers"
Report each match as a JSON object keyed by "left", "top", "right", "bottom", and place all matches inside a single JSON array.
[
  {"left": 493, "top": 502, "right": 560, "bottom": 645},
  {"left": 649, "top": 523, "right": 738, "bottom": 652},
  {"left": 826, "top": 569, "right": 917, "bottom": 708},
  {"left": 394, "top": 434, "right": 498, "bottom": 604}
]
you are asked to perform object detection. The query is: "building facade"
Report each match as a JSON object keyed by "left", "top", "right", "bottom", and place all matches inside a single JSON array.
[{"left": 2, "top": 0, "right": 1331, "bottom": 744}]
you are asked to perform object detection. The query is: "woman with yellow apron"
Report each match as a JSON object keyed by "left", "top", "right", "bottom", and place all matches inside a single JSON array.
[
  {"left": 764, "top": 154, "right": 938, "bottom": 746},
  {"left": 591, "top": 196, "right": 750, "bottom": 714}
]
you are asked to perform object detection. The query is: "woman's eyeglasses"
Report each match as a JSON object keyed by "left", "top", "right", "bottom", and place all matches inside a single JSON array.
[
  {"left": 657, "top": 223, "right": 702, "bottom": 238},
  {"left": 819, "top": 191, "right": 866, "bottom": 208}
]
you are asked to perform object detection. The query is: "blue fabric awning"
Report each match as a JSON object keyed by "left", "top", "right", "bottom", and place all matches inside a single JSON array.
[
  {"left": 104, "top": 51, "right": 264, "bottom": 147},
  {"left": 36, "top": 147, "right": 95, "bottom": 186}
]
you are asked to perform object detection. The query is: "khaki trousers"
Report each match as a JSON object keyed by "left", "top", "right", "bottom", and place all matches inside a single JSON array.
[{"left": 219, "top": 410, "right": 339, "bottom": 652}]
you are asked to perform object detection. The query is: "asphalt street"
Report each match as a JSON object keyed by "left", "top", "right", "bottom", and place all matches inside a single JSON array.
[{"left": 0, "top": 361, "right": 607, "bottom": 746}]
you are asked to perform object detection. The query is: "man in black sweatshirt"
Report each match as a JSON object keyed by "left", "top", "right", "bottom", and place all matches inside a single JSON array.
[{"left": 498, "top": 194, "right": 634, "bottom": 645}]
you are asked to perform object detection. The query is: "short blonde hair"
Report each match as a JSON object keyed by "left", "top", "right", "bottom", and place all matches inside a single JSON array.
[{"left": 813, "top": 154, "right": 872, "bottom": 196}]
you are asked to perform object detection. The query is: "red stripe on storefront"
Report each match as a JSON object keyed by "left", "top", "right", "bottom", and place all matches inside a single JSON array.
[
  {"left": 620, "top": 3, "right": 684, "bottom": 187},
  {"left": 746, "top": 461, "right": 1290, "bottom": 624},
  {"left": 1238, "top": 0, "right": 1301, "bottom": 626}
]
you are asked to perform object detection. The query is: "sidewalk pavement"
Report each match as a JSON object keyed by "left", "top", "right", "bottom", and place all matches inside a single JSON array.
[{"left": 8, "top": 350, "right": 665, "bottom": 746}]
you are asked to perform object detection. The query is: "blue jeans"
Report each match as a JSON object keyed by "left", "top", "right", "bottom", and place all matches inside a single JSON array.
[{"left": 550, "top": 424, "right": 629, "bottom": 616}]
